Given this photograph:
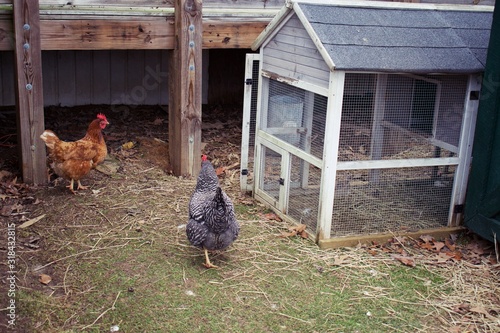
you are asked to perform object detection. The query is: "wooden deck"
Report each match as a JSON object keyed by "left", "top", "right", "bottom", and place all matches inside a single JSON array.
[
  {"left": 0, "top": 0, "right": 282, "bottom": 50},
  {"left": 0, "top": 0, "right": 282, "bottom": 183}
]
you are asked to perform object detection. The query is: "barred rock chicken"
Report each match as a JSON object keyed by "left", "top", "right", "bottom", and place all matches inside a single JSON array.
[
  {"left": 186, "top": 155, "right": 240, "bottom": 268},
  {"left": 40, "top": 113, "right": 109, "bottom": 194}
]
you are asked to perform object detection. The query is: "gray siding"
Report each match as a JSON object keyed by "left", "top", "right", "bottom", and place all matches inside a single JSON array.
[
  {"left": 262, "top": 14, "right": 330, "bottom": 90},
  {"left": 0, "top": 50, "right": 209, "bottom": 107}
]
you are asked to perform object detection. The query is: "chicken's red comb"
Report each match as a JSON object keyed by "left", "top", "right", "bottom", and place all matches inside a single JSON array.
[
  {"left": 97, "top": 113, "right": 107, "bottom": 121},
  {"left": 202, "top": 155, "right": 208, "bottom": 161}
]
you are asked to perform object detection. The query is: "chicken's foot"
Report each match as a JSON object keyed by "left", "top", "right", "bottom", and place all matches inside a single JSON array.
[
  {"left": 203, "top": 248, "right": 218, "bottom": 269},
  {"left": 76, "top": 180, "right": 88, "bottom": 191},
  {"left": 66, "top": 179, "right": 77, "bottom": 194}
]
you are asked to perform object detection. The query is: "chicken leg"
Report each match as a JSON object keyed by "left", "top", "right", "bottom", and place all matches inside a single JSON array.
[
  {"left": 67, "top": 179, "right": 88, "bottom": 194},
  {"left": 203, "top": 248, "right": 218, "bottom": 269}
]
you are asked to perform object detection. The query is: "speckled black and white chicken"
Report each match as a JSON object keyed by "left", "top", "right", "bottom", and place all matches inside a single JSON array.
[{"left": 186, "top": 155, "right": 240, "bottom": 268}]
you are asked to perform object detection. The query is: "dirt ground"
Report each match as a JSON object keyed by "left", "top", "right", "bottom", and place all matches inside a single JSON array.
[
  {"left": 0, "top": 105, "right": 499, "bottom": 332},
  {"left": 0, "top": 104, "right": 247, "bottom": 329}
]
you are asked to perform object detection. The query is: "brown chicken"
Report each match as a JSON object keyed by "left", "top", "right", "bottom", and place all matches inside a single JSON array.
[{"left": 40, "top": 113, "right": 109, "bottom": 194}]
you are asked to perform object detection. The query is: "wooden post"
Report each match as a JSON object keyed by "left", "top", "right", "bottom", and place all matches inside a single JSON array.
[
  {"left": 13, "top": 0, "right": 46, "bottom": 184},
  {"left": 169, "top": 0, "right": 202, "bottom": 177}
]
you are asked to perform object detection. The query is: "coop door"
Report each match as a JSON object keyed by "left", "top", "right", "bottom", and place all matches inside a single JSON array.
[{"left": 240, "top": 53, "right": 260, "bottom": 192}]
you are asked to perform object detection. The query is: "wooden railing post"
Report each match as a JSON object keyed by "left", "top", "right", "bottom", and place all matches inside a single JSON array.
[
  {"left": 13, "top": 0, "right": 46, "bottom": 184},
  {"left": 169, "top": 0, "right": 203, "bottom": 177}
]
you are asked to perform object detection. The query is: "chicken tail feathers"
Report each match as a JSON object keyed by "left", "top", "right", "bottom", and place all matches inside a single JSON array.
[
  {"left": 213, "top": 187, "right": 227, "bottom": 215},
  {"left": 40, "top": 130, "right": 60, "bottom": 150}
]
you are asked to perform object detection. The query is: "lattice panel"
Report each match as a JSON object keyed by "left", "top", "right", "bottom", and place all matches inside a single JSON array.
[{"left": 331, "top": 167, "right": 455, "bottom": 237}]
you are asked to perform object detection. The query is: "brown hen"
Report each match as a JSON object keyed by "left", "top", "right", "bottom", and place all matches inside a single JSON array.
[{"left": 40, "top": 113, "right": 109, "bottom": 194}]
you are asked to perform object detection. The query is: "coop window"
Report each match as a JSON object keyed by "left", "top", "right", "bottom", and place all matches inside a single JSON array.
[{"left": 262, "top": 79, "right": 327, "bottom": 160}]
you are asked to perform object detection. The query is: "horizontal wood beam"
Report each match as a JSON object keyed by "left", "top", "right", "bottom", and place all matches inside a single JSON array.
[
  {"left": 0, "top": 17, "right": 270, "bottom": 50},
  {"left": 318, "top": 227, "right": 466, "bottom": 249}
]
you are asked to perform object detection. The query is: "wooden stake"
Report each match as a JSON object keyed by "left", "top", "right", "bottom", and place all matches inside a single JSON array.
[
  {"left": 13, "top": 0, "right": 46, "bottom": 184},
  {"left": 169, "top": 0, "right": 203, "bottom": 177}
]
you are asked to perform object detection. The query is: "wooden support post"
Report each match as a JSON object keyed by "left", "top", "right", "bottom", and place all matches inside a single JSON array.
[
  {"left": 13, "top": 0, "right": 46, "bottom": 184},
  {"left": 169, "top": 0, "right": 203, "bottom": 177}
]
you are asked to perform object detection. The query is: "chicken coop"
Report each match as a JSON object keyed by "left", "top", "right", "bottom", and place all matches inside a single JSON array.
[{"left": 242, "top": 0, "right": 494, "bottom": 247}]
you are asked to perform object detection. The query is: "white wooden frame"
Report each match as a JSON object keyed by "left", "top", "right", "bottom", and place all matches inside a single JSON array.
[{"left": 240, "top": 53, "right": 260, "bottom": 192}]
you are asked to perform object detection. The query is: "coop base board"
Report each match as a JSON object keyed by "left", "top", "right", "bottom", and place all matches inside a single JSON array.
[{"left": 318, "top": 226, "right": 466, "bottom": 249}]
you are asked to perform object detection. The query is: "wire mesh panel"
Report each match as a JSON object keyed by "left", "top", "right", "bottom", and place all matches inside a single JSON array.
[
  {"left": 331, "top": 167, "right": 455, "bottom": 237},
  {"left": 263, "top": 80, "right": 327, "bottom": 159},
  {"left": 260, "top": 146, "right": 282, "bottom": 202},
  {"left": 331, "top": 73, "right": 467, "bottom": 238},
  {"left": 287, "top": 154, "right": 322, "bottom": 233},
  {"left": 255, "top": 73, "right": 468, "bottom": 240}
]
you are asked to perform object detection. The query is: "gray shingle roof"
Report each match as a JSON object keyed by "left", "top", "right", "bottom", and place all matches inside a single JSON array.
[{"left": 299, "top": 3, "right": 492, "bottom": 73}]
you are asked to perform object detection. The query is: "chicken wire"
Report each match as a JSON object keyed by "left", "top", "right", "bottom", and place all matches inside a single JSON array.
[
  {"left": 241, "top": 58, "right": 260, "bottom": 189},
  {"left": 264, "top": 80, "right": 326, "bottom": 159},
  {"left": 255, "top": 73, "right": 467, "bottom": 239}
]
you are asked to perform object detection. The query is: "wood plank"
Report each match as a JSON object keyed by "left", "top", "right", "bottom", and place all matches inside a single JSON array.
[
  {"left": 0, "top": 20, "right": 13, "bottom": 50},
  {"left": 160, "top": 50, "right": 169, "bottom": 105},
  {"left": 1, "top": 17, "right": 271, "bottom": 50},
  {"left": 40, "top": 19, "right": 176, "bottom": 50},
  {"left": 57, "top": 51, "right": 76, "bottom": 106},
  {"left": 0, "top": 50, "right": 14, "bottom": 105},
  {"left": 41, "top": 51, "right": 57, "bottom": 105},
  {"left": 13, "top": 0, "right": 46, "bottom": 184},
  {"left": 92, "top": 50, "right": 111, "bottom": 104},
  {"left": 318, "top": 227, "right": 465, "bottom": 249},
  {"left": 110, "top": 49, "right": 127, "bottom": 105},
  {"left": 144, "top": 50, "right": 161, "bottom": 104},
  {"left": 169, "top": 0, "right": 202, "bottom": 177},
  {"left": 202, "top": 19, "right": 268, "bottom": 48},
  {"left": 75, "top": 50, "right": 92, "bottom": 105}
]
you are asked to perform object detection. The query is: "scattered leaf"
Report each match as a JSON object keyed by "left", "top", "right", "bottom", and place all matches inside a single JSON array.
[
  {"left": 433, "top": 241, "right": 445, "bottom": 252},
  {"left": 445, "top": 238, "right": 456, "bottom": 251},
  {"left": 278, "top": 224, "right": 307, "bottom": 238},
  {"left": 261, "top": 212, "right": 281, "bottom": 221},
  {"left": 392, "top": 255, "right": 416, "bottom": 267},
  {"left": 39, "top": 274, "right": 52, "bottom": 285},
  {"left": 215, "top": 167, "right": 226, "bottom": 176},
  {"left": 18, "top": 214, "right": 46, "bottom": 229},
  {"left": 420, "top": 235, "right": 434, "bottom": 243},
  {"left": 122, "top": 141, "right": 135, "bottom": 150},
  {"left": 333, "top": 255, "right": 348, "bottom": 266}
]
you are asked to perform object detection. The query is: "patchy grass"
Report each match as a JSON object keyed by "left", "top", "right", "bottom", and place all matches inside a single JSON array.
[
  {"left": 11, "top": 168, "right": 499, "bottom": 332},
  {"left": 1, "top": 106, "right": 499, "bottom": 333}
]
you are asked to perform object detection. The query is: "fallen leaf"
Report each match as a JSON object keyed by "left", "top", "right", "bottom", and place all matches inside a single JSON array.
[
  {"left": 333, "top": 255, "right": 348, "bottom": 266},
  {"left": 453, "top": 303, "right": 470, "bottom": 314},
  {"left": 470, "top": 306, "right": 490, "bottom": 316},
  {"left": 122, "top": 141, "right": 135, "bottom": 150},
  {"left": 0, "top": 204, "right": 13, "bottom": 216},
  {"left": 215, "top": 167, "right": 226, "bottom": 176},
  {"left": 419, "top": 242, "right": 434, "bottom": 251},
  {"left": 436, "top": 252, "right": 451, "bottom": 263},
  {"left": 393, "top": 255, "right": 416, "bottom": 267},
  {"left": 152, "top": 118, "right": 163, "bottom": 125},
  {"left": 433, "top": 241, "right": 445, "bottom": 252},
  {"left": 299, "top": 230, "right": 308, "bottom": 239},
  {"left": 420, "top": 235, "right": 434, "bottom": 243},
  {"left": 39, "top": 274, "right": 52, "bottom": 285},
  {"left": 278, "top": 224, "right": 307, "bottom": 238},
  {"left": 261, "top": 212, "right": 281, "bottom": 221},
  {"left": 18, "top": 214, "right": 46, "bottom": 229},
  {"left": 445, "top": 237, "right": 456, "bottom": 251}
]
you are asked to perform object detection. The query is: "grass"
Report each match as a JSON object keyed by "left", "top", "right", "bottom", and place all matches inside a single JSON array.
[
  {"left": 15, "top": 193, "right": 456, "bottom": 333},
  {"left": 6, "top": 125, "right": 498, "bottom": 333}
]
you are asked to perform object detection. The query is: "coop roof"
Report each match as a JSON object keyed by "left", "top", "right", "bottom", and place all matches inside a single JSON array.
[{"left": 252, "top": 0, "right": 494, "bottom": 73}]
